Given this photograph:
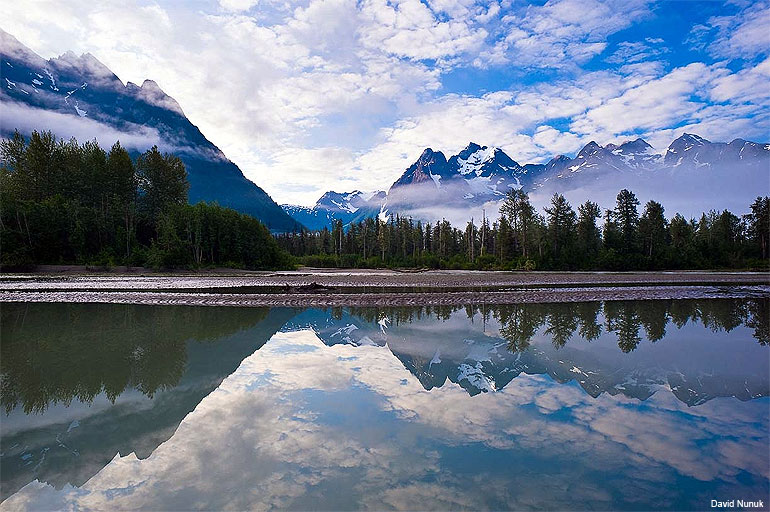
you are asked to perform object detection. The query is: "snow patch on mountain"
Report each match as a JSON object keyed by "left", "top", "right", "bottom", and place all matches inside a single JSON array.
[{"left": 456, "top": 145, "right": 498, "bottom": 176}]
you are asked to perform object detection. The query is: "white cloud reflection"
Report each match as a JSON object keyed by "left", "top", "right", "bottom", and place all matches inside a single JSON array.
[{"left": 3, "top": 327, "right": 767, "bottom": 511}]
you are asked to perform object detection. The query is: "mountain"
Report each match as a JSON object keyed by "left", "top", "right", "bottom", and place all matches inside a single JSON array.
[
  {"left": 282, "top": 190, "right": 385, "bottom": 230},
  {"left": 533, "top": 137, "right": 662, "bottom": 187},
  {"left": 386, "top": 143, "right": 531, "bottom": 210},
  {"left": 0, "top": 30, "right": 300, "bottom": 232},
  {"left": 664, "top": 133, "right": 770, "bottom": 171},
  {"left": 284, "top": 133, "right": 769, "bottom": 228},
  {"left": 285, "top": 305, "right": 769, "bottom": 406}
]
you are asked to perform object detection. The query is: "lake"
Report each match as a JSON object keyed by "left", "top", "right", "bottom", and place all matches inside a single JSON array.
[{"left": 1, "top": 299, "right": 768, "bottom": 510}]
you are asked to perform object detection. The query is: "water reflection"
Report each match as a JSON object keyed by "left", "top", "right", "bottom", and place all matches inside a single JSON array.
[
  {"left": 342, "top": 298, "right": 769, "bottom": 351},
  {"left": 1, "top": 299, "right": 768, "bottom": 510},
  {"left": 0, "top": 304, "right": 294, "bottom": 500},
  {"left": 294, "top": 299, "right": 769, "bottom": 404}
]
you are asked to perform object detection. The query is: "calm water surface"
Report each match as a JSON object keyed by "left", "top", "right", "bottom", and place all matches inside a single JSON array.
[{"left": 1, "top": 299, "right": 768, "bottom": 511}]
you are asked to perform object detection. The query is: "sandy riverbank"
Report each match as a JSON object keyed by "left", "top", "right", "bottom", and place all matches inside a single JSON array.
[{"left": 1, "top": 269, "right": 767, "bottom": 307}]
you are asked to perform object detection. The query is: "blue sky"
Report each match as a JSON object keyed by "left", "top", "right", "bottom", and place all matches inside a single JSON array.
[{"left": 4, "top": 0, "right": 769, "bottom": 204}]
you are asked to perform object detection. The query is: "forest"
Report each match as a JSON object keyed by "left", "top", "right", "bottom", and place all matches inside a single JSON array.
[
  {"left": 277, "top": 189, "right": 770, "bottom": 271},
  {"left": 0, "top": 130, "right": 289, "bottom": 270},
  {"left": 2, "top": 130, "right": 768, "bottom": 272}
]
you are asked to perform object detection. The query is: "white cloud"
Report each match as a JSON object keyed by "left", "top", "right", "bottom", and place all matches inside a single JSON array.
[
  {"left": 701, "top": 1, "right": 770, "bottom": 60},
  {"left": 219, "top": 0, "right": 260, "bottom": 12},
  {"left": 605, "top": 40, "right": 668, "bottom": 64},
  {"left": 0, "top": 101, "right": 166, "bottom": 150},
  {"left": 358, "top": 0, "right": 488, "bottom": 62},
  {"left": 569, "top": 63, "right": 723, "bottom": 137},
  {"left": 709, "top": 56, "right": 770, "bottom": 104},
  {"left": 478, "top": 0, "right": 653, "bottom": 68},
  {"left": 1, "top": 0, "right": 768, "bottom": 207}
]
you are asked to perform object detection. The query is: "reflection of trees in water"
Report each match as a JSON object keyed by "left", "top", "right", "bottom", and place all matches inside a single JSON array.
[
  {"left": 0, "top": 304, "right": 269, "bottom": 414},
  {"left": 604, "top": 302, "right": 642, "bottom": 353},
  {"left": 498, "top": 305, "right": 543, "bottom": 353},
  {"left": 503, "top": 299, "right": 769, "bottom": 353},
  {"left": 746, "top": 300, "right": 769, "bottom": 346},
  {"left": 348, "top": 299, "right": 769, "bottom": 353},
  {"left": 345, "top": 305, "right": 459, "bottom": 326}
]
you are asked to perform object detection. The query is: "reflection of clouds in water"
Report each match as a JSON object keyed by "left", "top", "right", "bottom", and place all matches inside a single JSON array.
[{"left": 3, "top": 329, "right": 767, "bottom": 510}]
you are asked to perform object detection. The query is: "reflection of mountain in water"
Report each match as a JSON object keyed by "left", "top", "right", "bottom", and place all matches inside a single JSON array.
[
  {"left": 0, "top": 304, "right": 295, "bottom": 501},
  {"left": 287, "top": 300, "right": 769, "bottom": 404},
  {"left": 2, "top": 299, "right": 767, "bottom": 503}
]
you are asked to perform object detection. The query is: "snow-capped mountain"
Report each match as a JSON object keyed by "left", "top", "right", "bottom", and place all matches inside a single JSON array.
[
  {"left": 0, "top": 30, "right": 300, "bottom": 232},
  {"left": 664, "top": 133, "right": 770, "bottom": 171},
  {"left": 387, "top": 143, "right": 531, "bottom": 210},
  {"left": 285, "top": 133, "right": 768, "bottom": 228},
  {"left": 533, "top": 137, "right": 662, "bottom": 186},
  {"left": 282, "top": 190, "right": 385, "bottom": 230}
]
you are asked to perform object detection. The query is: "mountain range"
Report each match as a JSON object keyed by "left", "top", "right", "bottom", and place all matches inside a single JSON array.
[
  {"left": 282, "top": 190, "right": 386, "bottom": 231},
  {"left": 1, "top": 30, "right": 767, "bottom": 233},
  {"left": 285, "top": 134, "right": 770, "bottom": 229},
  {"left": 0, "top": 29, "right": 300, "bottom": 232}
]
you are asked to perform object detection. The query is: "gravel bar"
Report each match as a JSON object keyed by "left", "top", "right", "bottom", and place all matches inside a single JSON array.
[
  {"left": 1, "top": 269, "right": 769, "bottom": 290},
  {"left": 1, "top": 285, "right": 768, "bottom": 308}
]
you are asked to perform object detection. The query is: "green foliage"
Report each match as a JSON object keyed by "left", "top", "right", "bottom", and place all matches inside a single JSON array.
[
  {"left": 276, "top": 186, "right": 769, "bottom": 271},
  {"left": 0, "top": 130, "right": 289, "bottom": 270}
]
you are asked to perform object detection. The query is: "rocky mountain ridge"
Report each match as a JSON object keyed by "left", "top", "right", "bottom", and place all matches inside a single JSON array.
[
  {"left": 0, "top": 30, "right": 300, "bottom": 232},
  {"left": 286, "top": 134, "right": 769, "bottom": 228}
]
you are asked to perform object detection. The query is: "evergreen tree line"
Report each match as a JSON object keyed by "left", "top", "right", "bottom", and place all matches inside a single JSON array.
[
  {"left": 277, "top": 189, "right": 770, "bottom": 270},
  {"left": 344, "top": 298, "right": 768, "bottom": 351},
  {"left": 0, "top": 130, "right": 288, "bottom": 269}
]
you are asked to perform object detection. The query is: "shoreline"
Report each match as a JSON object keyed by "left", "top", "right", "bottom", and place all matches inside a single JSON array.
[
  {"left": 1, "top": 269, "right": 768, "bottom": 307},
  {"left": 2, "top": 286, "right": 768, "bottom": 308}
]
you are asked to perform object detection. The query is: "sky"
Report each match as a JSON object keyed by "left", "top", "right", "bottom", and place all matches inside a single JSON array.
[{"left": 3, "top": 0, "right": 769, "bottom": 206}]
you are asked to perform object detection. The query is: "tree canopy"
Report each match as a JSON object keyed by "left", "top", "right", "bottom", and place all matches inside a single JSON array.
[
  {"left": 1, "top": 130, "right": 289, "bottom": 270},
  {"left": 277, "top": 187, "right": 770, "bottom": 271}
]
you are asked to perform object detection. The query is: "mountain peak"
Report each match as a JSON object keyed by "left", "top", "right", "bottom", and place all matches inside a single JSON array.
[
  {"left": 460, "top": 142, "right": 484, "bottom": 155},
  {"left": 51, "top": 50, "right": 119, "bottom": 84},
  {"left": 132, "top": 79, "right": 185, "bottom": 115},
  {"left": 576, "top": 141, "right": 602, "bottom": 159},
  {"left": 677, "top": 133, "right": 709, "bottom": 145},
  {"left": 617, "top": 138, "right": 654, "bottom": 154},
  {"left": 0, "top": 29, "right": 48, "bottom": 69},
  {"left": 141, "top": 79, "right": 162, "bottom": 90}
]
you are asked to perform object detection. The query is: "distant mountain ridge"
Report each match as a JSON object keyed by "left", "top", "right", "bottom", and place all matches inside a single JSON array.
[
  {"left": 282, "top": 190, "right": 386, "bottom": 231},
  {"left": 0, "top": 30, "right": 300, "bottom": 232},
  {"left": 284, "top": 133, "right": 769, "bottom": 229}
]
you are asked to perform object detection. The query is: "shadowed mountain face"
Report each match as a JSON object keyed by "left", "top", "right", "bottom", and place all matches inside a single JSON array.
[
  {"left": 0, "top": 30, "right": 300, "bottom": 232},
  {"left": 286, "top": 299, "right": 769, "bottom": 404},
  {"left": 0, "top": 304, "right": 297, "bottom": 500}
]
